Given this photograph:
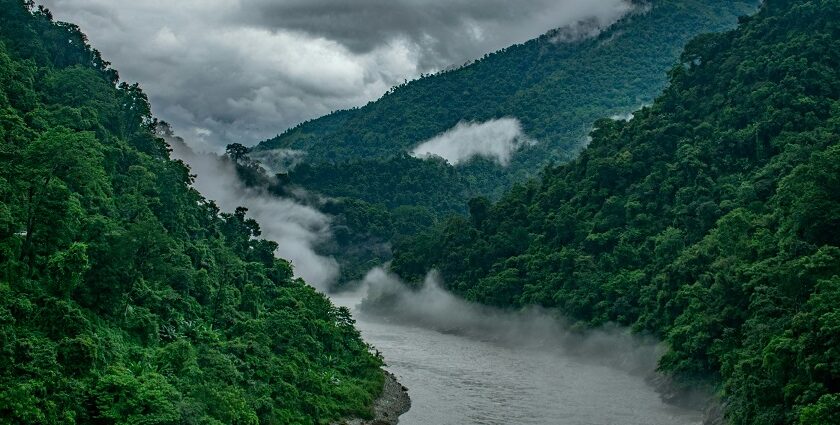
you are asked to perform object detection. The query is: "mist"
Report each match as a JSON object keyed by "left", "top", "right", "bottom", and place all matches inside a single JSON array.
[
  {"left": 249, "top": 148, "right": 307, "bottom": 174},
  {"left": 166, "top": 132, "right": 339, "bottom": 290},
  {"left": 167, "top": 124, "right": 663, "bottom": 376},
  {"left": 410, "top": 118, "right": 535, "bottom": 166},
  {"left": 611, "top": 111, "right": 637, "bottom": 121},
  {"left": 336, "top": 268, "right": 667, "bottom": 377}
]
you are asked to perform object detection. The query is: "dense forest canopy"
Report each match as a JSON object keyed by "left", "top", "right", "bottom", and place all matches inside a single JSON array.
[
  {"left": 393, "top": 0, "right": 840, "bottom": 423},
  {"left": 0, "top": 1, "right": 383, "bottom": 423}
]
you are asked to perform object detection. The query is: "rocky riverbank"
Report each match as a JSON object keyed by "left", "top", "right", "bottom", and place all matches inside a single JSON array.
[
  {"left": 334, "top": 371, "right": 411, "bottom": 425},
  {"left": 647, "top": 373, "right": 727, "bottom": 425}
]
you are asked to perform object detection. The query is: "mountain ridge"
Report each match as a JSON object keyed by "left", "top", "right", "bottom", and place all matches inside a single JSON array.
[{"left": 255, "top": 0, "right": 758, "bottom": 180}]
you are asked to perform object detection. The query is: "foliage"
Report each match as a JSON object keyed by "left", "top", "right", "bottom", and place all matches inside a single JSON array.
[
  {"left": 0, "top": 1, "right": 383, "bottom": 423},
  {"left": 393, "top": 1, "right": 840, "bottom": 423}
]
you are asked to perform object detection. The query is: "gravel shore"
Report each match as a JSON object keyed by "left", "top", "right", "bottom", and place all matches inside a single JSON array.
[{"left": 334, "top": 371, "right": 411, "bottom": 425}]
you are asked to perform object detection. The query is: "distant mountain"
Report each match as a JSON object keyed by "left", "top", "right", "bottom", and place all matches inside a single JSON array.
[{"left": 256, "top": 0, "right": 757, "bottom": 180}]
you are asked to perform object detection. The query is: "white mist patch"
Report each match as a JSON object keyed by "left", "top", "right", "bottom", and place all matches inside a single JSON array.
[
  {"left": 340, "top": 268, "right": 666, "bottom": 376},
  {"left": 167, "top": 134, "right": 338, "bottom": 290},
  {"left": 410, "top": 118, "right": 534, "bottom": 166},
  {"left": 611, "top": 111, "right": 636, "bottom": 121},
  {"left": 249, "top": 148, "right": 307, "bottom": 174},
  {"left": 610, "top": 104, "right": 649, "bottom": 122}
]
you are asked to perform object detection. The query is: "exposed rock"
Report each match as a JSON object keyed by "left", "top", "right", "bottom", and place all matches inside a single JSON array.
[
  {"left": 334, "top": 371, "right": 411, "bottom": 425},
  {"left": 647, "top": 372, "right": 729, "bottom": 425},
  {"left": 702, "top": 400, "right": 729, "bottom": 425}
]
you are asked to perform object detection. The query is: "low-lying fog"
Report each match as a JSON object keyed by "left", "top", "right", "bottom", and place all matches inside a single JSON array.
[{"left": 332, "top": 269, "right": 706, "bottom": 425}]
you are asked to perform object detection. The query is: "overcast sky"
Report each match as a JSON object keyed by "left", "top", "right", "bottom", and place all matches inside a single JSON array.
[{"left": 39, "top": 0, "right": 632, "bottom": 151}]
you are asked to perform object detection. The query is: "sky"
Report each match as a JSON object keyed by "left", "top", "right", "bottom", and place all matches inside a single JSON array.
[{"left": 38, "top": 0, "right": 632, "bottom": 152}]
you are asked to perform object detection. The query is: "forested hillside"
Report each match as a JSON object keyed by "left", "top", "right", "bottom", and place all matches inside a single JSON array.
[
  {"left": 257, "top": 0, "right": 756, "bottom": 174},
  {"left": 0, "top": 1, "right": 383, "bottom": 423},
  {"left": 393, "top": 1, "right": 840, "bottom": 423},
  {"left": 259, "top": 0, "right": 759, "bottom": 286}
]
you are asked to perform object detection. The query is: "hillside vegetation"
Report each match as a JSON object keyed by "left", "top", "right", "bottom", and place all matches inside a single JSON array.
[
  {"left": 0, "top": 1, "right": 382, "bottom": 423},
  {"left": 393, "top": 1, "right": 840, "bottom": 423}
]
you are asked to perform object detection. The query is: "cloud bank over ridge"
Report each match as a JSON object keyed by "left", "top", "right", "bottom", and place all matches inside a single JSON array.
[{"left": 39, "top": 0, "right": 633, "bottom": 151}]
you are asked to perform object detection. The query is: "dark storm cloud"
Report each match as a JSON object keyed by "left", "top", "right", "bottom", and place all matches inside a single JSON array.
[
  {"left": 38, "top": 0, "right": 632, "bottom": 151},
  {"left": 242, "top": 0, "right": 526, "bottom": 54},
  {"left": 241, "top": 0, "right": 633, "bottom": 68}
]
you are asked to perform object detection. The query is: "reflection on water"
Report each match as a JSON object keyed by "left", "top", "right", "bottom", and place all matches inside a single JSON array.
[{"left": 332, "top": 292, "right": 703, "bottom": 425}]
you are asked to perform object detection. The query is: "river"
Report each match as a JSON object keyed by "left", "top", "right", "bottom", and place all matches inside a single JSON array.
[{"left": 332, "top": 288, "right": 704, "bottom": 425}]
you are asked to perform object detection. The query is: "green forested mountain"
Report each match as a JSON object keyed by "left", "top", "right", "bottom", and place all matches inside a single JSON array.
[
  {"left": 393, "top": 1, "right": 840, "bottom": 423},
  {"left": 262, "top": 0, "right": 758, "bottom": 285},
  {"left": 0, "top": 2, "right": 383, "bottom": 423},
  {"left": 257, "top": 0, "right": 756, "bottom": 176}
]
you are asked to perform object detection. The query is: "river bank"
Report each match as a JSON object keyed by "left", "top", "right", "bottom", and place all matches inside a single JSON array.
[
  {"left": 335, "top": 371, "right": 411, "bottom": 425},
  {"left": 647, "top": 373, "right": 727, "bottom": 425}
]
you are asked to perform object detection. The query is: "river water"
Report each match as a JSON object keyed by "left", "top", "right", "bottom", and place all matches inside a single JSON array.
[{"left": 332, "top": 289, "right": 704, "bottom": 425}]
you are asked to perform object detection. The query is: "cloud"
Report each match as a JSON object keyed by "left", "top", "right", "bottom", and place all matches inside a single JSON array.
[
  {"left": 240, "top": 0, "right": 634, "bottom": 69},
  {"left": 611, "top": 111, "right": 636, "bottom": 121},
  {"left": 610, "top": 104, "right": 650, "bottom": 122},
  {"left": 165, "top": 129, "right": 339, "bottom": 290},
  {"left": 38, "top": 0, "right": 633, "bottom": 151},
  {"left": 411, "top": 118, "right": 534, "bottom": 166}
]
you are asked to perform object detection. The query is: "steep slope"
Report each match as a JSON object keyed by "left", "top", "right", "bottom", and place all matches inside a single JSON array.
[
  {"left": 256, "top": 0, "right": 757, "bottom": 177},
  {"left": 393, "top": 0, "right": 840, "bottom": 423},
  {"left": 0, "top": 2, "right": 383, "bottom": 423}
]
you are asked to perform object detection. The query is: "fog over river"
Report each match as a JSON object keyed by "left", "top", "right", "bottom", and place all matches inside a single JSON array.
[{"left": 330, "top": 270, "right": 705, "bottom": 425}]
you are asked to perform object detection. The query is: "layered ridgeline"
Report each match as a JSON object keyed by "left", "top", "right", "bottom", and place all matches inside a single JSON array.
[
  {"left": 256, "top": 0, "right": 757, "bottom": 183},
  {"left": 0, "top": 2, "right": 384, "bottom": 424},
  {"left": 393, "top": 1, "right": 840, "bottom": 423},
  {"left": 250, "top": 0, "right": 758, "bottom": 285}
]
